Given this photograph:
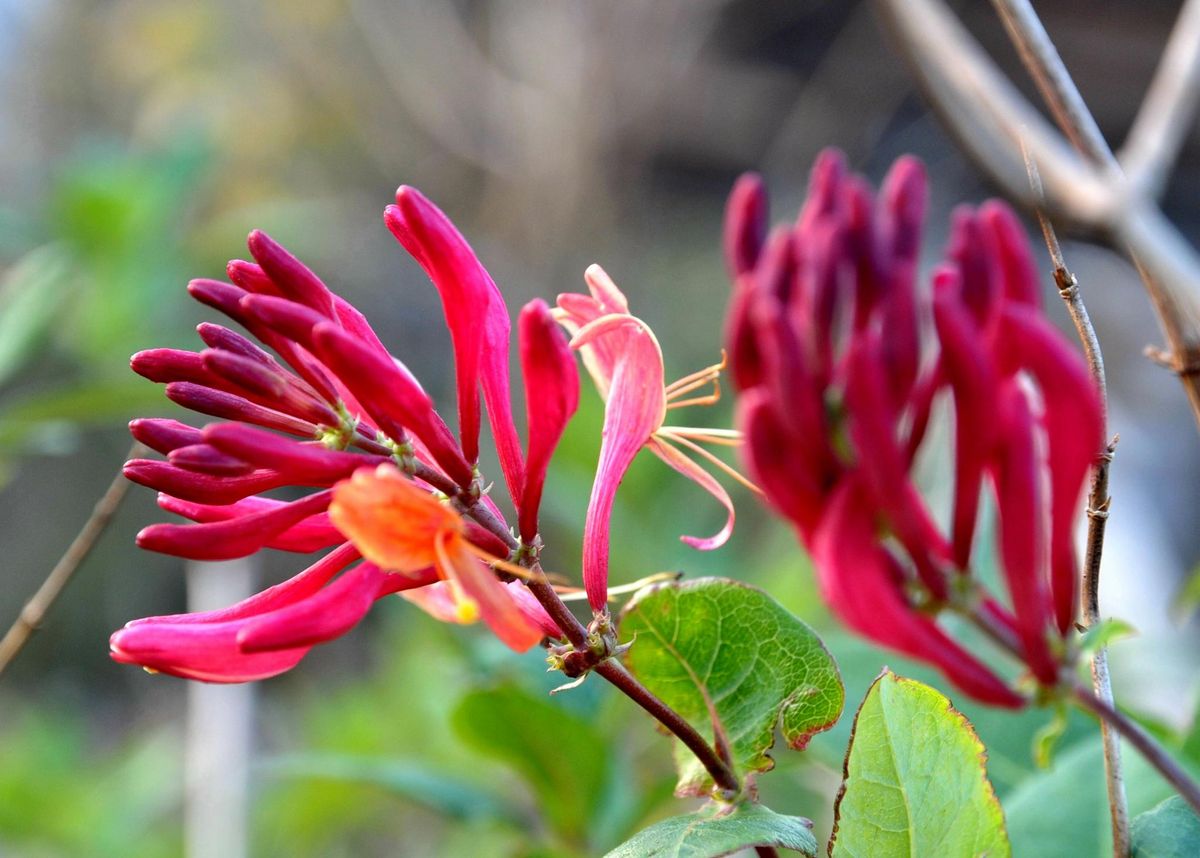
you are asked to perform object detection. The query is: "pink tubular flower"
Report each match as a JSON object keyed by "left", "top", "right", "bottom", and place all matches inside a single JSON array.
[
  {"left": 726, "top": 150, "right": 1102, "bottom": 707},
  {"left": 113, "top": 189, "right": 577, "bottom": 682},
  {"left": 556, "top": 265, "right": 757, "bottom": 612}
]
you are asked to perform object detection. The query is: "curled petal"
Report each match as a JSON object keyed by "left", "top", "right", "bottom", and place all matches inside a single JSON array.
[
  {"left": 401, "top": 580, "right": 479, "bottom": 625},
  {"left": 434, "top": 531, "right": 544, "bottom": 652},
  {"left": 330, "top": 464, "right": 463, "bottom": 574},
  {"left": 574, "top": 315, "right": 666, "bottom": 610},
  {"left": 504, "top": 582, "right": 563, "bottom": 639},
  {"left": 646, "top": 437, "right": 732, "bottom": 551},
  {"left": 517, "top": 299, "right": 579, "bottom": 542}
]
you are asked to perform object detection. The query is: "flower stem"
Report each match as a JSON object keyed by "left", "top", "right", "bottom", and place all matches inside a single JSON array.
[
  {"left": 0, "top": 442, "right": 141, "bottom": 677},
  {"left": 593, "top": 658, "right": 741, "bottom": 797},
  {"left": 1071, "top": 682, "right": 1200, "bottom": 818},
  {"left": 452, "top": 486, "right": 742, "bottom": 797}
]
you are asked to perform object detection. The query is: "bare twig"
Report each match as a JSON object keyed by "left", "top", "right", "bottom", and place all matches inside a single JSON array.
[
  {"left": 1024, "top": 145, "right": 1128, "bottom": 856},
  {"left": 1120, "top": 0, "right": 1200, "bottom": 199},
  {"left": 0, "top": 442, "right": 142, "bottom": 676},
  {"left": 991, "top": 0, "right": 1119, "bottom": 171},
  {"left": 873, "top": 0, "right": 1200, "bottom": 435}
]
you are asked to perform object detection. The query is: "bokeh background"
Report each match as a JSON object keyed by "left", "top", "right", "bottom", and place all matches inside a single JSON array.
[{"left": 1, "top": 1, "right": 1198, "bottom": 856}]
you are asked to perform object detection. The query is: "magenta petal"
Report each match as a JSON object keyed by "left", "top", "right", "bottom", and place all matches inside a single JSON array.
[
  {"left": 247, "top": 230, "right": 336, "bottom": 318},
  {"left": 165, "top": 382, "right": 317, "bottom": 437},
  {"left": 124, "top": 459, "right": 290, "bottom": 505},
  {"left": 724, "top": 172, "right": 768, "bottom": 278},
  {"left": 575, "top": 315, "right": 666, "bottom": 611},
  {"left": 813, "top": 481, "right": 1024, "bottom": 708},
  {"left": 129, "top": 418, "right": 202, "bottom": 455},
  {"left": 129, "top": 543, "right": 362, "bottom": 626},
  {"left": 737, "top": 391, "right": 825, "bottom": 537},
  {"left": 844, "top": 335, "right": 952, "bottom": 598},
  {"left": 157, "top": 493, "right": 344, "bottom": 552},
  {"left": 981, "top": 201, "right": 1042, "bottom": 308},
  {"left": 386, "top": 191, "right": 487, "bottom": 466},
  {"left": 110, "top": 621, "right": 310, "bottom": 682},
  {"left": 203, "top": 422, "right": 386, "bottom": 485},
  {"left": 517, "top": 299, "right": 579, "bottom": 542},
  {"left": 237, "top": 562, "right": 436, "bottom": 652},
  {"left": 387, "top": 189, "right": 525, "bottom": 496},
  {"left": 131, "top": 348, "right": 218, "bottom": 386},
  {"left": 226, "top": 259, "right": 283, "bottom": 296},
  {"left": 136, "top": 490, "right": 333, "bottom": 560},
  {"left": 997, "top": 306, "right": 1102, "bottom": 632},
  {"left": 991, "top": 382, "right": 1058, "bottom": 683},
  {"left": 932, "top": 271, "right": 998, "bottom": 569},
  {"left": 167, "top": 444, "right": 253, "bottom": 477},
  {"left": 310, "top": 322, "right": 473, "bottom": 488}
]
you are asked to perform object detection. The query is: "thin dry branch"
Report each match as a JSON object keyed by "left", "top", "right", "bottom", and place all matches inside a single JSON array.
[
  {"left": 1120, "top": 0, "right": 1200, "bottom": 199},
  {"left": 1025, "top": 145, "right": 1128, "bottom": 857},
  {"left": 0, "top": 442, "right": 141, "bottom": 676}
]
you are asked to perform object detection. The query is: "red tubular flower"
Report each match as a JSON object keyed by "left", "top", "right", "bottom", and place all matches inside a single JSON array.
[
  {"left": 726, "top": 149, "right": 1102, "bottom": 706},
  {"left": 113, "top": 189, "right": 577, "bottom": 682}
]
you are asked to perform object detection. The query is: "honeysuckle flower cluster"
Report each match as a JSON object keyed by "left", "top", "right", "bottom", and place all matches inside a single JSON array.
[
  {"left": 111, "top": 186, "right": 747, "bottom": 682},
  {"left": 726, "top": 150, "right": 1102, "bottom": 707}
]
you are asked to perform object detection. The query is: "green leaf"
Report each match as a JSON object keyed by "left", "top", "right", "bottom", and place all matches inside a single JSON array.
[
  {"left": 259, "top": 753, "right": 523, "bottom": 824},
  {"left": 452, "top": 683, "right": 611, "bottom": 845},
  {"left": 604, "top": 802, "right": 818, "bottom": 858},
  {"left": 830, "top": 669, "right": 1010, "bottom": 858},
  {"left": 0, "top": 244, "right": 73, "bottom": 387},
  {"left": 620, "top": 577, "right": 844, "bottom": 796},
  {"left": 1077, "top": 619, "right": 1137, "bottom": 656},
  {"left": 1131, "top": 795, "right": 1200, "bottom": 857}
]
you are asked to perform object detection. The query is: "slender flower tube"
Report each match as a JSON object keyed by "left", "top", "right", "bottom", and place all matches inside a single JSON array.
[
  {"left": 557, "top": 265, "right": 757, "bottom": 611},
  {"left": 112, "top": 189, "right": 576, "bottom": 681},
  {"left": 726, "top": 150, "right": 1102, "bottom": 706}
]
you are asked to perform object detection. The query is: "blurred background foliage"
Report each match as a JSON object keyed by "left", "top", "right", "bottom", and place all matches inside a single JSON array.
[{"left": 2, "top": 0, "right": 1200, "bottom": 855}]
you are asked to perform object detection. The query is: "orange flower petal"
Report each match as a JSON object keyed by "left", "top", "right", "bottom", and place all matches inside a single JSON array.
[
  {"left": 433, "top": 531, "right": 544, "bottom": 652},
  {"left": 330, "top": 463, "right": 462, "bottom": 573}
]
